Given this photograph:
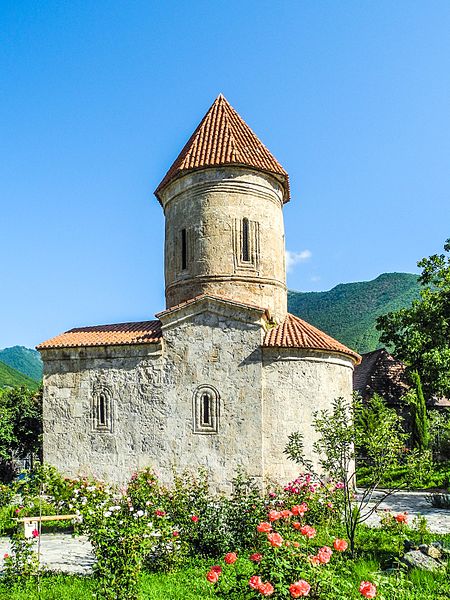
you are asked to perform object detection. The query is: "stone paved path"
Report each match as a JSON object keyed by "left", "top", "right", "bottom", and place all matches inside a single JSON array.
[
  {"left": 357, "top": 490, "right": 450, "bottom": 535},
  {"left": 0, "top": 534, "right": 94, "bottom": 575},
  {"left": 0, "top": 492, "right": 448, "bottom": 574}
]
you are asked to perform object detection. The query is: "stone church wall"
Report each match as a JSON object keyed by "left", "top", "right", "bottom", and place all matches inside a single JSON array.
[
  {"left": 262, "top": 349, "right": 354, "bottom": 484},
  {"left": 41, "top": 304, "right": 265, "bottom": 491}
]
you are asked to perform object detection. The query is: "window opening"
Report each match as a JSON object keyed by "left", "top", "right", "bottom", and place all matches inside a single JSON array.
[
  {"left": 181, "top": 228, "right": 187, "bottom": 270},
  {"left": 193, "top": 385, "right": 220, "bottom": 434},
  {"left": 242, "top": 218, "right": 250, "bottom": 262},
  {"left": 98, "top": 393, "right": 107, "bottom": 426},
  {"left": 201, "top": 393, "right": 211, "bottom": 426}
]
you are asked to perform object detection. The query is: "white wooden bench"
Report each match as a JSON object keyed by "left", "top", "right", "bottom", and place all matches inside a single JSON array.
[{"left": 15, "top": 515, "right": 78, "bottom": 538}]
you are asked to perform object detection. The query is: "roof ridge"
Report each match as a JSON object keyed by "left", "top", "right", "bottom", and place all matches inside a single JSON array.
[{"left": 154, "top": 95, "right": 289, "bottom": 202}]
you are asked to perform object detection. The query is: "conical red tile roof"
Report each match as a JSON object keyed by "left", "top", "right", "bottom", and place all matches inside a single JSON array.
[
  {"left": 155, "top": 94, "right": 290, "bottom": 202},
  {"left": 263, "top": 313, "right": 361, "bottom": 364}
]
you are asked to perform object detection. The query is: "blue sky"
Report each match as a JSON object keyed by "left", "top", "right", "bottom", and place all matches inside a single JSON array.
[{"left": 1, "top": 1, "right": 449, "bottom": 348}]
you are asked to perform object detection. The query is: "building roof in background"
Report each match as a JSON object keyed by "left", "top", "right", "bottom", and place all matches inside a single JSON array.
[
  {"left": 353, "top": 348, "right": 450, "bottom": 407},
  {"left": 155, "top": 94, "right": 290, "bottom": 202}
]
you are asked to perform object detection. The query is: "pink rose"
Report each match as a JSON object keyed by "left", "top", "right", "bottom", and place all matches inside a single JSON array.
[
  {"left": 249, "top": 575, "right": 262, "bottom": 589},
  {"left": 267, "top": 532, "right": 283, "bottom": 548},
  {"left": 224, "top": 552, "right": 237, "bottom": 564},
  {"left": 289, "top": 579, "right": 311, "bottom": 597},
  {"left": 300, "top": 525, "right": 316, "bottom": 539},
  {"left": 317, "top": 546, "right": 332, "bottom": 564},
  {"left": 333, "top": 538, "right": 348, "bottom": 552},
  {"left": 250, "top": 552, "right": 263, "bottom": 562},
  {"left": 206, "top": 569, "right": 219, "bottom": 583},
  {"left": 359, "top": 581, "right": 377, "bottom": 598},
  {"left": 259, "top": 581, "right": 275, "bottom": 596}
]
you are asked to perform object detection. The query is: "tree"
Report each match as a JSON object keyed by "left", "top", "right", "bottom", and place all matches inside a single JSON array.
[
  {"left": 377, "top": 239, "right": 450, "bottom": 398},
  {"left": 407, "top": 371, "right": 430, "bottom": 452},
  {"left": 284, "top": 396, "right": 405, "bottom": 556},
  {"left": 0, "top": 386, "right": 42, "bottom": 480}
]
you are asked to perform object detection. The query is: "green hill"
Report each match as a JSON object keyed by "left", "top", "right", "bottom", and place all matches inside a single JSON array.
[
  {"left": 0, "top": 346, "right": 43, "bottom": 381},
  {"left": 287, "top": 272, "right": 421, "bottom": 354},
  {"left": 0, "top": 360, "right": 40, "bottom": 390}
]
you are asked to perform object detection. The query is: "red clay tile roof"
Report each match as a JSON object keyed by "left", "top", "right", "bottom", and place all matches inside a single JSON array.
[
  {"left": 263, "top": 313, "right": 361, "bottom": 364},
  {"left": 155, "top": 94, "right": 290, "bottom": 202},
  {"left": 156, "top": 294, "right": 268, "bottom": 318},
  {"left": 37, "top": 321, "right": 162, "bottom": 350}
]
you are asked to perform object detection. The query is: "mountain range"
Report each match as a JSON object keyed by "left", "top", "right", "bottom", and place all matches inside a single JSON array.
[
  {"left": 287, "top": 272, "right": 420, "bottom": 354},
  {"left": 0, "top": 272, "right": 421, "bottom": 389}
]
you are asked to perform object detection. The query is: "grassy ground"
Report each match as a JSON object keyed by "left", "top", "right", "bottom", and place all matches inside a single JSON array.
[
  {"left": 356, "top": 461, "right": 450, "bottom": 490},
  {"left": 0, "top": 558, "right": 449, "bottom": 600}
]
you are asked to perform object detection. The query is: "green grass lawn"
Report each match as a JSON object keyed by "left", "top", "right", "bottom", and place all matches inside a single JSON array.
[{"left": 1, "top": 557, "right": 449, "bottom": 600}]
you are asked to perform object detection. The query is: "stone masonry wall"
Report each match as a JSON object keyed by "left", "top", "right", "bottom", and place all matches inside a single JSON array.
[
  {"left": 262, "top": 349, "right": 355, "bottom": 484},
  {"left": 159, "top": 167, "right": 288, "bottom": 322},
  {"left": 41, "top": 302, "right": 265, "bottom": 492}
]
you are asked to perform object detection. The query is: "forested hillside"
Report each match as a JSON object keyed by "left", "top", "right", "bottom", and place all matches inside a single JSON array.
[
  {"left": 0, "top": 346, "right": 43, "bottom": 381},
  {"left": 287, "top": 273, "right": 421, "bottom": 354},
  {"left": 0, "top": 360, "right": 39, "bottom": 390}
]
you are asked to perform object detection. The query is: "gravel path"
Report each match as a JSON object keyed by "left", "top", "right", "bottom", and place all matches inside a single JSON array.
[{"left": 0, "top": 492, "right": 448, "bottom": 574}]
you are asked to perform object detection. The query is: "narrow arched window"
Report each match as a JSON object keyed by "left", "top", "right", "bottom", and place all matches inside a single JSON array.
[
  {"left": 201, "top": 393, "right": 211, "bottom": 426},
  {"left": 92, "top": 387, "right": 113, "bottom": 432},
  {"left": 181, "top": 228, "right": 187, "bottom": 270},
  {"left": 193, "top": 385, "right": 220, "bottom": 434},
  {"left": 242, "top": 218, "right": 250, "bottom": 262},
  {"left": 98, "top": 393, "right": 107, "bottom": 426}
]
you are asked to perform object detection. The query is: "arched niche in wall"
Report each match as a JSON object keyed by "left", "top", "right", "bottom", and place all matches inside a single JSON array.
[
  {"left": 193, "top": 385, "right": 220, "bottom": 434},
  {"left": 91, "top": 386, "right": 114, "bottom": 433}
]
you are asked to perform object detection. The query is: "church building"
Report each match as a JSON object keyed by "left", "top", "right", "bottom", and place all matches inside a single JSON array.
[{"left": 37, "top": 95, "right": 360, "bottom": 491}]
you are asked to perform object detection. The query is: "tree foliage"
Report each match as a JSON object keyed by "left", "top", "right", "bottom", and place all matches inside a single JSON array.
[
  {"left": 284, "top": 395, "right": 406, "bottom": 556},
  {"left": 406, "top": 371, "right": 430, "bottom": 452},
  {"left": 377, "top": 239, "right": 450, "bottom": 398},
  {"left": 0, "top": 386, "right": 42, "bottom": 479}
]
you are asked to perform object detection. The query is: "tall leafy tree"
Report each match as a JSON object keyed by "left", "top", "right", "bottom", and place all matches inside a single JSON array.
[
  {"left": 0, "top": 386, "right": 42, "bottom": 480},
  {"left": 407, "top": 371, "right": 430, "bottom": 452},
  {"left": 377, "top": 239, "right": 450, "bottom": 398}
]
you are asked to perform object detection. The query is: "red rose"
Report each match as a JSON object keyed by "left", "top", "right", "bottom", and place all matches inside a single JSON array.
[
  {"left": 257, "top": 522, "right": 272, "bottom": 533},
  {"left": 32, "top": 529, "right": 39, "bottom": 538},
  {"left": 191, "top": 515, "right": 199, "bottom": 522},
  {"left": 291, "top": 502, "right": 308, "bottom": 516},
  {"left": 299, "top": 525, "right": 316, "bottom": 539},
  {"left": 3, "top": 553, "right": 9, "bottom": 559},
  {"left": 395, "top": 512, "right": 408, "bottom": 524},
  {"left": 155, "top": 509, "right": 165, "bottom": 517},
  {"left": 359, "top": 581, "right": 377, "bottom": 598},
  {"left": 267, "top": 532, "right": 283, "bottom": 548},
  {"left": 280, "top": 509, "right": 292, "bottom": 519},
  {"left": 268, "top": 510, "right": 281, "bottom": 522},
  {"left": 250, "top": 552, "right": 263, "bottom": 562},
  {"left": 249, "top": 575, "right": 262, "bottom": 589},
  {"left": 289, "top": 579, "right": 311, "bottom": 597},
  {"left": 333, "top": 538, "right": 348, "bottom": 552},
  {"left": 224, "top": 552, "right": 237, "bottom": 564},
  {"left": 206, "top": 570, "right": 219, "bottom": 583},
  {"left": 259, "top": 581, "right": 274, "bottom": 596},
  {"left": 317, "top": 546, "right": 332, "bottom": 564},
  {"left": 211, "top": 565, "right": 222, "bottom": 573}
]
